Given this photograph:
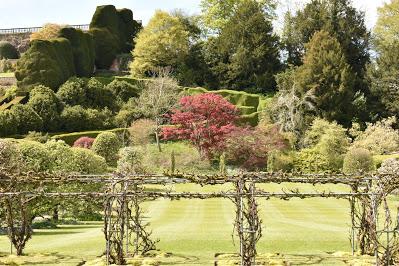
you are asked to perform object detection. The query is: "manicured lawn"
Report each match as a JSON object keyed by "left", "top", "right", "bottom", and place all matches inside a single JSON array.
[
  {"left": 0, "top": 183, "right": 380, "bottom": 265},
  {"left": 0, "top": 72, "right": 14, "bottom": 78}
]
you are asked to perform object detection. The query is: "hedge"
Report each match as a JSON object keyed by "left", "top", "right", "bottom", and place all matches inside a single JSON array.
[
  {"left": 51, "top": 128, "right": 129, "bottom": 145},
  {"left": 89, "top": 5, "right": 141, "bottom": 69},
  {"left": 0, "top": 41, "right": 19, "bottom": 59},
  {"left": 15, "top": 38, "right": 75, "bottom": 90},
  {"left": 59, "top": 27, "right": 95, "bottom": 77}
]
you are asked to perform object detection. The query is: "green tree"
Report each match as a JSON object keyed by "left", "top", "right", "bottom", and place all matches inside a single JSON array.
[
  {"left": 295, "top": 30, "right": 355, "bottom": 126},
  {"left": 200, "top": 0, "right": 276, "bottom": 32},
  {"left": 207, "top": 0, "right": 281, "bottom": 92},
  {"left": 131, "top": 10, "right": 190, "bottom": 76},
  {"left": 27, "top": 85, "right": 62, "bottom": 132},
  {"left": 374, "top": 0, "right": 399, "bottom": 45}
]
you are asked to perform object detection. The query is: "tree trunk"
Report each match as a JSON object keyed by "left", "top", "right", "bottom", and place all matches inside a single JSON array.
[
  {"left": 155, "top": 121, "right": 162, "bottom": 152},
  {"left": 52, "top": 206, "right": 59, "bottom": 222}
]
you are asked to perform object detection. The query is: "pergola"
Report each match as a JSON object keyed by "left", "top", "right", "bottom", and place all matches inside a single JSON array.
[{"left": 1, "top": 171, "right": 399, "bottom": 265}]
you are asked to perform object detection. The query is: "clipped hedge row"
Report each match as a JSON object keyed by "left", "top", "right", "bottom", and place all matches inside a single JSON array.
[{"left": 51, "top": 128, "right": 129, "bottom": 145}]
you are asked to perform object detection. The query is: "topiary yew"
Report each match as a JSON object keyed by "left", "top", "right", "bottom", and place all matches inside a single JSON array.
[
  {"left": 15, "top": 38, "right": 75, "bottom": 90},
  {"left": 0, "top": 41, "right": 19, "bottom": 59}
]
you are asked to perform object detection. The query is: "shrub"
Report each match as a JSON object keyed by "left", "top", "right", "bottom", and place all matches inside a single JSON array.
[
  {"left": 44, "top": 140, "right": 75, "bottom": 172},
  {"left": 352, "top": 117, "right": 399, "bottom": 155},
  {"left": 60, "top": 105, "right": 88, "bottom": 132},
  {"left": 10, "top": 104, "right": 43, "bottom": 134},
  {"left": 267, "top": 150, "right": 294, "bottom": 172},
  {"left": 56, "top": 77, "right": 87, "bottom": 106},
  {"left": 222, "top": 125, "right": 288, "bottom": 171},
  {"left": 71, "top": 147, "right": 107, "bottom": 174},
  {"left": 30, "top": 23, "right": 63, "bottom": 41},
  {"left": 343, "top": 148, "right": 375, "bottom": 174},
  {"left": 0, "top": 110, "right": 17, "bottom": 137},
  {"left": 0, "top": 139, "right": 20, "bottom": 170},
  {"left": 92, "top": 132, "right": 121, "bottom": 165},
  {"left": 117, "top": 146, "right": 145, "bottom": 174},
  {"left": 18, "top": 140, "right": 52, "bottom": 172},
  {"left": 59, "top": 27, "right": 95, "bottom": 77},
  {"left": 51, "top": 128, "right": 128, "bottom": 145},
  {"left": 86, "top": 78, "right": 115, "bottom": 110},
  {"left": 293, "top": 148, "right": 331, "bottom": 173},
  {"left": 129, "top": 119, "right": 156, "bottom": 146},
  {"left": 73, "top": 137, "right": 95, "bottom": 149},
  {"left": 27, "top": 85, "right": 62, "bottom": 131},
  {"left": 86, "top": 108, "right": 115, "bottom": 130},
  {"left": 0, "top": 41, "right": 19, "bottom": 59},
  {"left": 0, "top": 59, "right": 15, "bottom": 72},
  {"left": 106, "top": 79, "right": 139, "bottom": 105},
  {"left": 15, "top": 38, "right": 75, "bottom": 90}
]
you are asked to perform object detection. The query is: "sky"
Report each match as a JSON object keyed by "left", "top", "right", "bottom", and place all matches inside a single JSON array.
[{"left": 0, "top": 0, "right": 390, "bottom": 30}]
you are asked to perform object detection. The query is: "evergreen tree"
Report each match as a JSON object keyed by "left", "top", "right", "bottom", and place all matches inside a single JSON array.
[{"left": 296, "top": 30, "right": 355, "bottom": 126}]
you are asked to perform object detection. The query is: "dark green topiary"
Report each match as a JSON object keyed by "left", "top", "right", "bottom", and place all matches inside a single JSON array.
[
  {"left": 0, "top": 41, "right": 19, "bottom": 59},
  {"left": 59, "top": 27, "right": 95, "bottom": 77},
  {"left": 15, "top": 38, "right": 75, "bottom": 90},
  {"left": 89, "top": 5, "right": 142, "bottom": 69},
  {"left": 89, "top": 27, "right": 119, "bottom": 69}
]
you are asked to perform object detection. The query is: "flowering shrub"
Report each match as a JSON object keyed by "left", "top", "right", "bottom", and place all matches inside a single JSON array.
[
  {"left": 162, "top": 93, "right": 239, "bottom": 156},
  {"left": 73, "top": 137, "right": 95, "bottom": 149}
]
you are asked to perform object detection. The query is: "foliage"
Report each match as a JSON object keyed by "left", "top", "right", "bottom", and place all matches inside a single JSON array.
[
  {"left": 271, "top": 67, "right": 315, "bottom": 137},
  {"left": 10, "top": 104, "right": 43, "bottom": 134},
  {"left": 56, "top": 77, "right": 87, "bottom": 106},
  {"left": 91, "top": 131, "right": 121, "bottom": 165},
  {"left": 162, "top": 93, "right": 240, "bottom": 156},
  {"left": 293, "top": 148, "right": 330, "bottom": 173},
  {"left": 70, "top": 147, "right": 107, "bottom": 174},
  {"left": 89, "top": 5, "right": 142, "bottom": 69},
  {"left": 51, "top": 128, "right": 128, "bottom": 145},
  {"left": 15, "top": 38, "right": 75, "bottom": 90},
  {"left": 131, "top": 11, "right": 190, "bottom": 76},
  {"left": 374, "top": 0, "right": 399, "bottom": 45},
  {"left": 25, "top": 131, "right": 51, "bottom": 143},
  {"left": 73, "top": 137, "right": 95, "bottom": 149},
  {"left": 206, "top": 0, "right": 281, "bottom": 93},
  {"left": 106, "top": 79, "right": 139, "bottom": 106},
  {"left": 0, "top": 41, "right": 19, "bottom": 59},
  {"left": 129, "top": 119, "right": 156, "bottom": 146},
  {"left": 295, "top": 30, "right": 355, "bottom": 126},
  {"left": 117, "top": 146, "right": 145, "bottom": 174},
  {"left": 343, "top": 148, "right": 374, "bottom": 174},
  {"left": 299, "top": 118, "right": 350, "bottom": 171},
  {"left": 0, "top": 59, "right": 16, "bottom": 72},
  {"left": 352, "top": 117, "right": 399, "bottom": 155},
  {"left": 222, "top": 124, "right": 288, "bottom": 171},
  {"left": 17, "top": 140, "right": 52, "bottom": 172},
  {"left": 378, "top": 158, "right": 399, "bottom": 175},
  {"left": 60, "top": 105, "right": 89, "bottom": 132},
  {"left": 200, "top": 0, "right": 277, "bottom": 32},
  {"left": 43, "top": 140, "right": 76, "bottom": 172},
  {"left": 267, "top": 150, "right": 294, "bottom": 172},
  {"left": 0, "top": 110, "right": 17, "bottom": 137},
  {"left": 59, "top": 27, "right": 95, "bottom": 77},
  {"left": 27, "top": 85, "right": 62, "bottom": 131},
  {"left": 85, "top": 78, "right": 115, "bottom": 110},
  {"left": 30, "top": 23, "right": 63, "bottom": 41},
  {"left": 0, "top": 139, "right": 20, "bottom": 170}
]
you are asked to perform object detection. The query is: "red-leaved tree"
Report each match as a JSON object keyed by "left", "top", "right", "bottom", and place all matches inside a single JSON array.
[
  {"left": 73, "top": 137, "right": 95, "bottom": 149},
  {"left": 162, "top": 93, "right": 239, "bottom": 156}
]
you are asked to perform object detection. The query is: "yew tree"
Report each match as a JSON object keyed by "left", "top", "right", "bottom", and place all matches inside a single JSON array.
[{"left": 162, "top": 93, "right": 239, "bottom": 156}]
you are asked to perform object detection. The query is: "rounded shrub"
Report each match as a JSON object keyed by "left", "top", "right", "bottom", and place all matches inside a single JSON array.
[
  {"left": 73, "top": 137, "right": 95, "bottom": 149},
  {"left": 267, "top": 150, "right": 294, "bottom": 172},
  {"left": 71, "top": 147, "right": 107, "bottom": 174},
  {"left": 0, "top": 139, "right": 20, "bottom": 169},
  {"left": 343, "top": 148, "right": 375, "bottom": 174},
  {"left": 56, "top": 77, "right": 87, "bottom": 106},
  {"left": 0, "top": 41, "right": 19, "bottom": 59},
  {"left": 28, "top": 85, "right": 62, "bottom": 131},
  {"left": 60, "top": 105, "right": 88, "bottom": 132},
  {"left": 106, "top": 79, "right": 139, "bottom": 104},
  {"left": 10, "top": 104, "right": 43, "bottom": 134},
  {"left": 92, "top": 131, "right": 121, "bottom": 165},
  {"left": 86, "top": 78, "right": 115, "bottom": 110},
  {"left": 44, "top": 140, "right": 75, "bottom": 172},
  {"left": 293, "top": 148, "right": 331, "bottom": 173},
  {"left": 18, "top": 140, "right": 52, "bottom": 172}
]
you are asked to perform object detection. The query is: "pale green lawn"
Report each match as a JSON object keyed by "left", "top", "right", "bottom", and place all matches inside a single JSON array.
[
  {"left": 0, "top": 72, "right": 14, "bottom": 78},
  {"left": 0, "top": 183, "right": 385, "bottom": 265}
]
